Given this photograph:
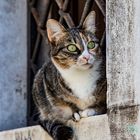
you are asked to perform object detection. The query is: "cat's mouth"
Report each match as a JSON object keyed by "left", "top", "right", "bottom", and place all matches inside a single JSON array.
[
  {"left": 76, "top": 63, "right": 93, "bottom": 70},
  {"left": 83, "top": 63, "right": 93, "bottom": 68}
]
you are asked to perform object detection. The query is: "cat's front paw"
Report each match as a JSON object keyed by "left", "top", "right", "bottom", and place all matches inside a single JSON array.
[
  {"left": 79, "top": 108, "right": 97, "bottom": 118},
  {"left": 73, "top": 112, "right": 81, "bottom": 122},
  {"left": 72, "top": 109, "right": 97, "bottom": 121},
  {"left": 53, "top": 125, "right": 73, "bottom": 140}
]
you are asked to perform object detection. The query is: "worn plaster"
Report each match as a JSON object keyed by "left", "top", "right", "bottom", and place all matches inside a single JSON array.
[{"left": 0, "top": 0, "right": 27, "bottom": 130}]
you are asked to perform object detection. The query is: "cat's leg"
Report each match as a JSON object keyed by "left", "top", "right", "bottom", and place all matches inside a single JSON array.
[
  {"left": 41, "top": 120, "right": 73, "bottom": 140},
  {"left": 39, "top": 105, "right": 74, "bottom": 140}
]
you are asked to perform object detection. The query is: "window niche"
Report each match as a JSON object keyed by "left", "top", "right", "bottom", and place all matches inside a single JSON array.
[{"left": 28, "top": 0, "right": 106, "bottom": 126}]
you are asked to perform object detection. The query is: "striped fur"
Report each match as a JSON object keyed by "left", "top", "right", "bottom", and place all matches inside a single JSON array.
[{"left": 32, "top": 11, "right": 106, "bottom": 140}]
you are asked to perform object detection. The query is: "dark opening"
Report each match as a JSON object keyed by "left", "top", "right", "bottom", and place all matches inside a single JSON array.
[{"left": 27, "top": 0, "right": 106, "bottom": 126}]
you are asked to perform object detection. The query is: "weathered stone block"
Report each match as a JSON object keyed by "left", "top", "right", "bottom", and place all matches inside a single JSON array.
[{"left": 0, "top": 115, "right": 110, "bottom": 140}]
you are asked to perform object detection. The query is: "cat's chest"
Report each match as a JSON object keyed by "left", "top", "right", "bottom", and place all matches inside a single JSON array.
[
  {"left": 69, "top": 75, "right": 97, "bottom": 99},
  {"left": 61, "top": 68, "right": 100, "bottom": 99}
]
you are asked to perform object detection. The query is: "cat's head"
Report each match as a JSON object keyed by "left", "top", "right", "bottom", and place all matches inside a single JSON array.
[{"left": 46, "top": 11, "right": 101, "bottom": 71}]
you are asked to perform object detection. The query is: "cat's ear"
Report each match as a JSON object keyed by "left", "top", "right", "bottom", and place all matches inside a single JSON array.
[
  {"left": 46, "top": 19, "right": 67, "bottom": 43},
  {"left": 82, "top": 11, "right": 96, "bottom": 34}
]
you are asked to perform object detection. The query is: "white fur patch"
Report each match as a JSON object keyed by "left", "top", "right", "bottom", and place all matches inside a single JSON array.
[
  {"left": 79, "top": 108, "right": 97, "bottom": 118},
  {"left": 54, "top": 59, "right": 101, "bottom": 99},
  {"left": 73, "top": 112, "right": 81, "bottom": 121}
]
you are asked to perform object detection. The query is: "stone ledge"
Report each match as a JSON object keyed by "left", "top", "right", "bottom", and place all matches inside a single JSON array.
[
  {"left": 0, "top": 125, "right": 52, "bottom": 140},
  {"left": 0, "top": 114, "right": 110, "bottom": 140}
]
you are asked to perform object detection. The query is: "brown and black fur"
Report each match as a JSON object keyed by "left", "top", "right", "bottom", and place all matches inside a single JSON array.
[{"left": 32, "top": 11, "right": 106, "bottom": 140}]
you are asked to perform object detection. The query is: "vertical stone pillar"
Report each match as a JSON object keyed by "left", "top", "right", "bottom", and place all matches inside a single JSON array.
[
  {"left": 0, "top": 0, "right": 27, "bottom": 130},
  {"left": 106, "top": 0, "right": 140, "bottom": 139}
]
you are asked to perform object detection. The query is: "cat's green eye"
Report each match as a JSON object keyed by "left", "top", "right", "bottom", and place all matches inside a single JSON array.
[
  {"left": 67, "top": 44, "right": 77, "bottom": 52},
  {"left": 87, "top": 41, "right": 95, "bottom": 49}
]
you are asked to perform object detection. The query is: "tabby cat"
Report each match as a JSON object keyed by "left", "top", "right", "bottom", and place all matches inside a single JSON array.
[{"left": 32, "top": 11, "right": 106, "bottom": 140}]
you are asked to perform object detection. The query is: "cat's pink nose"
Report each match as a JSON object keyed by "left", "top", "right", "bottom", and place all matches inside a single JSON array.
[{"left": 83, "top": 55, "right": 90, "bottom": 61}]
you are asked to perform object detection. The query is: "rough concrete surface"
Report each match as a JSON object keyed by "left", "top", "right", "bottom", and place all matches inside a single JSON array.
[
  {"left": 69, "top": 114, "right": 110, "bottom": 140},
  {"left": 0, "top": 125, "right": 52, "bottom": 140},
  {"left": 106, "top": 0, "right": 140, "bottom": 139},
  {"left": 0, "top": 115, "right": 110, "bottom": 140},
  {"left": 0, "top": 0, "right": 27, "bottom": 130}
]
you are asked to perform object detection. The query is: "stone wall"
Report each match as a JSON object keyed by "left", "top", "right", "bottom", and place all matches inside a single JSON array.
[
  {"left": 106, "top": 0, "right": 140, "bottom": 139},
  {"left": 0, "top": 0, "right": 27, "bottom": 130}
]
